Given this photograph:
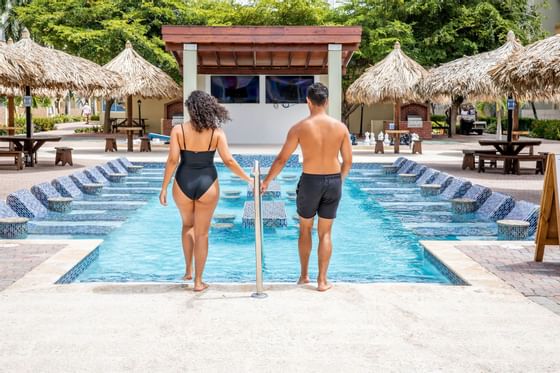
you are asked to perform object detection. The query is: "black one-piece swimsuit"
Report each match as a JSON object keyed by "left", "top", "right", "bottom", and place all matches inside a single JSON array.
[{"left": 175, "top": 127, "right": 218, "bottom": 200}]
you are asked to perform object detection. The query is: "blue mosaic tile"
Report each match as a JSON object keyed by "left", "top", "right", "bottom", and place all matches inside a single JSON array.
[
  {"left": 108, "top": 160, "right": 129, "bottom": 175},
  {"left": 56, "top": 247, "right": 99, "bottom": 284},
  {"left": 0, "top": 217, "right": 29, "bottom": 239},
  {"left": 462, "top": 184, "right": 492, "bottom": 209},
  {"left": 439, "top": 178, "right": 472, "bottom": 200},
  {"left": 52, "top": 176, "right": 84, "bottom": 199},
  {"left": 398, "top": 160, "right": 417, "bottom": 174},
  {"left": 28, "top": 221, "right": 122, "bottom": 235},
  {"left": 96, "top": 163, "right": 119, "bottom": 179},
  {"left": 477, "top": 193, "right": 515, "bottom": 221},
  {"left": 423, "top": 249, "right": 467, "bottom": 285},
  {"left": 505, "top": 201, "right": 540, "bottom": 236},
  {"left": 6, "top": 189, "right": 48, "bottom": 219},
  {"left": 497, "top": 221, "right": 530, "bottom": 240},
  {"left": 84, "top": 168, "right": 110, "bottom": 185},
  {"left": 31, "top": 182, "right": 62, "bottom": 208},
  {"left": 242, "top": 201, "right": 287, "bottom": 227},
  {"left": 393, "top": 157, "right": 406, "bottom": 168},
  {"left": 70, "top": 171, "right": 104, "bottom": 194},
  {"left": 0, "top": 201, "right": 18, "bottom": 218},
  {"left": 429, "top": 172, "right": 453, "bottom": 191},
  {"left": 233, "top": 154, "right": 299, "bottom": 168},
  {"left": 247, "top": 181, "right": 281, "bottom": 198},
  {"left": 416, "top": 168, "right": 439, "bottom": 185}
]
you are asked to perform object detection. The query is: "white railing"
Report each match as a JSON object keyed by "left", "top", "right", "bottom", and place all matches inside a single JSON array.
[{"left": 251, "top": 160, "right": 267, "bottom": 299}]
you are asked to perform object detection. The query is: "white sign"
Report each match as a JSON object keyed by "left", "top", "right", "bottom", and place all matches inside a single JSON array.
[{"left": 507, "top": 99, "right": 515, "bottom": 110}]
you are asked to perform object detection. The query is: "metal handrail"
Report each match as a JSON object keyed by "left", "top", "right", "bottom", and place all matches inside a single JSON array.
[{"left": 251, "top": 160, "right": 267, "bottom": 299}]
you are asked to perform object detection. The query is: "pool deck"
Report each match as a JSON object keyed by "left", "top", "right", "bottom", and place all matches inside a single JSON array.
[
  {"left": 1, "top": 239, "right": 560, "bottom": 371},
  {"left": 2, "top": 131, "right": 560, "bottom": 371}
]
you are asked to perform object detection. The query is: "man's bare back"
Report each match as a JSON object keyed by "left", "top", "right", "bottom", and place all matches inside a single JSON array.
[{"left": 294, "top": 113, "right": 351, "bottom": 175}]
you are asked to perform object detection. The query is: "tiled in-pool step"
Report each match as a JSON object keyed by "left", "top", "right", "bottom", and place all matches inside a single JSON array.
[
  {"left": 397, "top": 211, "right": 478, "bottom": 224},
  {"left": 28, "top": 220, "right": 123, "bottom": 235},
  {"left": 82, "top": 194, "right": 150, "bottom": 202},
  {"left": 126, "top": 176, "right": 163, "bottom": 181},
  {"left": 102, "top": 187, "right": 160, "bottom": 194},
  {"left": 369, "top": 195, "right": 441, "bottom": 203},
  {"left": 73, "top": 201, "right": 147, "bottom": 210},
  {"left": 44, "top": 210, "right": 129, "bottom": 221},
  {"left": 404, "top": 221, "right": 498, "bottom": 237},
  {"left": 378, "top": 201, "right": 451, "bottom": 212},
  {"left": 361, "top": 187, "right": 418, "bottom": 195}
]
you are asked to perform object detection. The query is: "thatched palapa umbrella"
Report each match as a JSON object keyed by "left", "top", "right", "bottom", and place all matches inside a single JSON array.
[
  {"left": 490, "top": 34, "right": 560, "bottom": 101},
  {"left": 103, "top": 41, "right": 181, "bottom": 132},
  {"left": 346, "top": 41, "right": 427, "bottom": 131},
  {"left": 5, "top": 28, "right": 122, "bottom": 138},
  {"left": 418, "top": 31, "right": 523, "bottom": 137}
]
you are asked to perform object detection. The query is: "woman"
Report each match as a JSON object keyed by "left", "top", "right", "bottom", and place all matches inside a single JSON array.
[{"left": 160, "top": 90, "right": 252, "bottom": 291}]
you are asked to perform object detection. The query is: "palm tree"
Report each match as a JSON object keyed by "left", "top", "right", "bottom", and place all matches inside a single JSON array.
[{"left": 0, "top": 0, "right": 31, "bottom": 41}]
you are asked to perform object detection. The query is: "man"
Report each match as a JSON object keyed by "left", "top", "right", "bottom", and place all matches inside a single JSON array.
[
  {"left": 261, "top": 82, "right": 352, "bottom": 292},
  {"left": 82, "top": 101, "right": 92, "bottom": 125}
]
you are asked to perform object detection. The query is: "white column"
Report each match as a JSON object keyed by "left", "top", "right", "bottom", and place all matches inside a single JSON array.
[
  {"left": 183, "top": 43, "right": 198, "bottom": 121},
  {"left": 327, "top": 43, "right": 342, "bottom": 121}
]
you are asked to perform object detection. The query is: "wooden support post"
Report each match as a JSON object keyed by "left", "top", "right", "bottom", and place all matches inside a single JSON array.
[{"left": 126, "top": 95, "right": 133, "bottom": 128}]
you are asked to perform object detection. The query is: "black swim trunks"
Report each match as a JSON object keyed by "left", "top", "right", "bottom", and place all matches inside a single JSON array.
[{"left": 296, "top": 173, "right": 342, "bottom": 219}]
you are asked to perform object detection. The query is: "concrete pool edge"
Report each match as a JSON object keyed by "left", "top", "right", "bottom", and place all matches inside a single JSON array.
[{"left": 4, "top": 238, "right": 525, "bottom": 294}]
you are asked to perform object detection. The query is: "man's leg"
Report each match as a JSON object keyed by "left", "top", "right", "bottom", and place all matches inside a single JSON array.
[
  {"left": 298, "top": 216, "right": 314, "bottom": 284},
  {"left": 317, "top": 217, "right": 334, "bottom": 291}
]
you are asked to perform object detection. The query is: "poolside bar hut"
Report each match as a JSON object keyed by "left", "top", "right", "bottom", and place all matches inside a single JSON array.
[
  {"left": 5, "top": 28, "right": 121, "bottom": 138},
  {"left": 418, "top": 31, "right": 522, "bottom": 137},
  {"left": 162, "top": 26, "right": 361, "bottom": 144},
  {"left": 103, "top": 41, "right": 182, "bottom": 133},
  {"left": 345, "top": 41, "right": 428, "bottom": 133}
]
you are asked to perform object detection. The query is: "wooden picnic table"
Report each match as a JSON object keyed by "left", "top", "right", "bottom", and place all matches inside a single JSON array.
[
  {"left": 385, "top": 130, "right": 410, "bottom": 154},
  {"left": 478, "top": 139, "right": 542, "bottom": 174},
  {"left": 111, "top": 118, "right": 146, "bottom": 135},
  {"left": 0, "top": 135, "right": 61, "bottom": 167},
  {"left": 118, "top": 127, "right": 144, "bottom": 152}
]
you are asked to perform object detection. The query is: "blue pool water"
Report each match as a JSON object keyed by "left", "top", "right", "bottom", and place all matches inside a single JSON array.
[{"left": 75, "top": 164, "right": 461, "bottom": 284}]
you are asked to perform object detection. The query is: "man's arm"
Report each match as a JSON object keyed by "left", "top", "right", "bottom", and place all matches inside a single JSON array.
[
  {"left": 340, "top": 126, "right": 352, "bottom": 180},
  {"left": 261, "top": 126, "right": 299, "bottom": 192}
]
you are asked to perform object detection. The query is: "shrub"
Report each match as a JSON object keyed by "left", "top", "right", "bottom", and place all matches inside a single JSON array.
[
  {"left": 430, "top": 114, "right": 446, "bottom": 122},
  {"left": 530, "top": 120, "right": 560, "bottom": 140},
  {"left": 485, "top": 123, "right": 497, "bottom": 134},
  {"left": 74, "top": 125, "right": 102, "bottom": 134},
  {"left": 90, "top": 114, "right": 100, "bottom": 121}
]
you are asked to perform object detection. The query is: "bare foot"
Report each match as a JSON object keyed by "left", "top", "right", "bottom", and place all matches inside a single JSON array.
[
  {"left": 193, "top": 282, "right": 209, "bottom": 292},
  {"left": 297, "top": 276, "right": 310, "bottom": 285},
  {"left": 182, "top": 273, "right": 193, "bottom": 281},
  {"left": 317, "top": 282, "right": 333, "bottom": 292}
]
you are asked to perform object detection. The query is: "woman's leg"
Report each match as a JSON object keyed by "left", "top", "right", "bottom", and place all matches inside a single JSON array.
[
  {"left": 192, "top": 180, "right": 220, "bottom": 291},
  {"left": 172, "top": 182, "right": 195, "bottom": 280}
]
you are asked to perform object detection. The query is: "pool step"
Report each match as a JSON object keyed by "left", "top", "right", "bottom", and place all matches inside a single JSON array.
[
  {"left": 102, "top": 187, "right": 160, "bottom": 194},
  {"left": 45, "top": 210, "right": 129, "bottom": 221},
  {"left": 82, "top": 194, "right": 150, "bottom": 202},
  {"left": 361, "top": 187, "right": 418, "bottom": 194},
  {"left": 378, "top": 201, "right": 450, "bottom": 212},
  {"left": 28, "top": 220, "right": 123, "bottom": 235},
  {"left": 404, "top": 221, "right": 498, "bottom": 237},
  {"left": 73, "top": 201, "right": 147, "bottom": 210}
]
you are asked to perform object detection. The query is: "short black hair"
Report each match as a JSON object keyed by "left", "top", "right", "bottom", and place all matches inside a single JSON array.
[{"left": 306, "top": 82, "right": 328, "bottom": 106}]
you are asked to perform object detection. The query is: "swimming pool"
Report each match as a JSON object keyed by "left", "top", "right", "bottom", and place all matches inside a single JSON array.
[{"left": 74, "top": 163, "right": 463, "bottom": 285}]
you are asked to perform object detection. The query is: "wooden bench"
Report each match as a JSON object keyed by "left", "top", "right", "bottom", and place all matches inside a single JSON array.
[
  {"left": 478, "top": 153, "right": 547, "bottom": 175},
  {"left": 462, "top": 150, "right": 497, "bottom": 170},
  {"left": 0, "top": 150, "right": 24, "bottom": 170}
]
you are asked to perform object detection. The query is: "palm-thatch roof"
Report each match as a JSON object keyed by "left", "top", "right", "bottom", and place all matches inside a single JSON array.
[
  {"left": 9, "top": 28, "right": 122, "bottom": 95},
  {"left": 103, "top": 41, "right": 181, "bottom": 99},
  {"left": 346, "top": 41, "right": 427, "bottom": 105},
  {"left": 418, "top": 31, "right": 523, "bottom": 102},
  {"left": 490, "top": 34, "right": 560, "bottom": 101},
  {"left": 0, "top": 38, "right": 45, "bottom": 88}
]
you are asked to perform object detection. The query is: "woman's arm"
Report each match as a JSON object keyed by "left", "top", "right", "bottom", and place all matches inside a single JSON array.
[
  {"left": 159, "top": 126, "right": 181, "bottom": 206},
  {"left": 216, "top": 130, "right": 252, "bottom": 184}
]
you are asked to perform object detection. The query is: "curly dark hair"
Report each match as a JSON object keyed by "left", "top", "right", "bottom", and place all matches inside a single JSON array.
[{"left": 186, "top": 90, "right": 230, "bottom": 132}]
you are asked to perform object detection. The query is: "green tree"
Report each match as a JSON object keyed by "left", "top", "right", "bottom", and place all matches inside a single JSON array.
[{"left": 1, "top": 0, "right": 31, "bottom": 40}]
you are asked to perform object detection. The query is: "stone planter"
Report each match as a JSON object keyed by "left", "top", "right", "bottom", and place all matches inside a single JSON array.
[
  {"left": 47, "top": 197, "right": 73, "bottom": 213},
  {"left": 214, "top": 214, "right": 236, "bottom": 224},
  {"left": 398, "top": 173, "right": 417, "bottom": 183},
  {"left": 126, "top": 165, "right": 144, "bottom": 174},
  {"left": 383, "top": 165, "right": 398, "bottom": 174},
  {"left": 451, "top": 198, "right": 478, "bottom": 214},
  {"left": 82, "top": 183, "right": 104, "bottom": 195},
  {"left": 0, "top": 217, "right": 29, "bottom": 239},
  {"left": 420, "top": 184, "right": 441, "bottom": 197},
  {"left": 497, "top": 220, "right": 530, "bottom": 240},
  {"left": 107, "top": 173, "right": 127, "bottom": 183}
]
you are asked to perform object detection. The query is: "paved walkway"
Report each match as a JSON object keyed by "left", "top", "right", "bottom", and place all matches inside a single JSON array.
[
  {"left": 0, "top": 242, "right": 66, "bottom": 290},
  {"left": 458, "top": 243, "right": 560, "bottom": 315}
]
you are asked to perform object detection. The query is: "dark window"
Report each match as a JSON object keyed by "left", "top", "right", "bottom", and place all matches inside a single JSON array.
[
  {"left": 265, "top": 76, "right": 314, "bottom": 104},
  {"left": 211, "top": 76, "right": 259, "bottom": 103}
]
